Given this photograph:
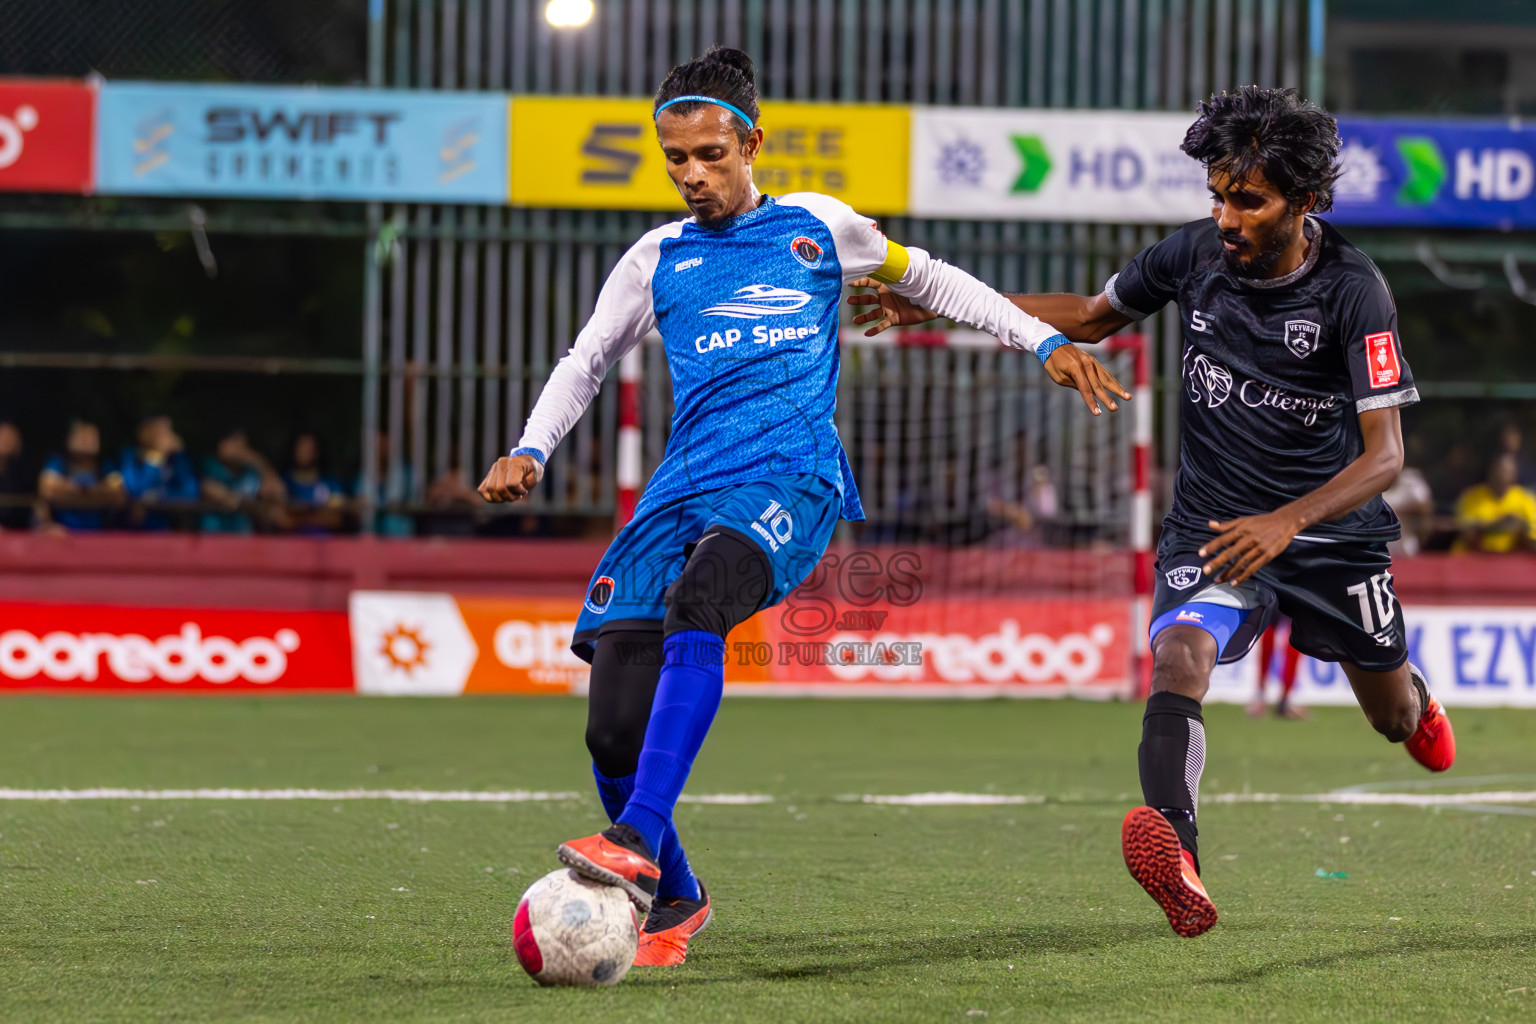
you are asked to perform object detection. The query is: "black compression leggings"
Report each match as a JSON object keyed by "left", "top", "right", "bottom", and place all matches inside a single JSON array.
[{"left": 584, "top": 527, "right": 773, "bottom": 777}]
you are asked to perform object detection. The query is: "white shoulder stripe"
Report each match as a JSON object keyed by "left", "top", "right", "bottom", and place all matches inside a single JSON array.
[
  {"left": 1356, "top": 387, "right": 1419, "bottom": 414},
  {"left": 1104, "top": 273, "right": 1151, "bottom": 321}
]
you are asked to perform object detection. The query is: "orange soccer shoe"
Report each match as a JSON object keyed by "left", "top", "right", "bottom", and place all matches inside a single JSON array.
[
  {"left": 557, "top": 824, "right": 660, "bottom": 912},
  {"left": 1121, "top": 806, "right": 1219, "bottom": 938},
  {"left": 633, "top": 883, "right": 713, "bottom": 967},
  {"left": 1404, "top": 665, "right": 1456, "bottom": 772}
]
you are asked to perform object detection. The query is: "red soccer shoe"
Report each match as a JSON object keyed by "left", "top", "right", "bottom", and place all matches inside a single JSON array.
[
  {"left": 633, "top": 883, "right": 713, "bottom": 967},
  {"left": 1405, "top": 691, "right": 1456, "bottom": 773},
  {"left": 1121, "top": 806, "right": 1219, "bottom": 938},
  {"left": 557, "top": 824, "right": 660, "bottom": 912}
]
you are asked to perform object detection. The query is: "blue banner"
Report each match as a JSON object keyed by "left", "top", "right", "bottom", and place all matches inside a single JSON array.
[
  {"left": 1329, "top": 117, "right": 1536, "bottom": 229},
  {"left": 97, "top": 82, "right": 507, "bottom": 203}
]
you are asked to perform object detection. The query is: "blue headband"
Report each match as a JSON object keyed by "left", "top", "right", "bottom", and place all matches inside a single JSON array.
[{"left": 654, "top": 94, "right": 755, "bottom": 129}]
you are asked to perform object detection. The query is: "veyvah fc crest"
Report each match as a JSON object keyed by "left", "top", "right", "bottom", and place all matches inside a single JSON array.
[{"left": 1284, "top": 319, "right": 1320, "bottom": 359}]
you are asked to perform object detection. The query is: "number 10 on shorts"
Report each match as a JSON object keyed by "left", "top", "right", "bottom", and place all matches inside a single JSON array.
[{"left": 1346, "top": 572, "right": 1396, "bottom": 632}]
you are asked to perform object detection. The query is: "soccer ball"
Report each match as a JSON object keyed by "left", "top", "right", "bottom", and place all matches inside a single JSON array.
[{"left": 513, "top": 868, "right": 640, "bottom": 987}]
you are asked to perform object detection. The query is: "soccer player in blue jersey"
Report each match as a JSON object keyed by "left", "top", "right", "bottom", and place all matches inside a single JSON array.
[{"left": 479, "top": 47, "right": 1129, "bottom": 966}]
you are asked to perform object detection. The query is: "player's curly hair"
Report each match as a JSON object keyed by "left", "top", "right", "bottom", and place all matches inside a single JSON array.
[
  {"left": 1181, "top": 86, "right": 1342, "bottom": 213},
  {"left": 654, "top": 46, "right": 760, "bottom": 145}
]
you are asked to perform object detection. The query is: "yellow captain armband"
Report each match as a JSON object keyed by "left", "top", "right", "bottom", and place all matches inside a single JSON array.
[{"left": 870, "top": 239, "right": 910, "bottom": 285}]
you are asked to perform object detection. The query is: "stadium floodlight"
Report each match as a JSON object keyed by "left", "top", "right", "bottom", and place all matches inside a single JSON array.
[{"left": 545, "top": 0, "right": 594, "bottom": 28}]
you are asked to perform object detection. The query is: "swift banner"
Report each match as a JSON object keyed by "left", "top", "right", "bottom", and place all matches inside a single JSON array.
[
  {"left": 908, "top": 107, "right": 1208, "bottom": 223},
  {"left": 1329, "top": 118, "right": 1536, "bottom": 229},
  {"left": 509, "top": 97, "right": 909, "bottom": 214},
  {"left": 0, "top": 79, "right": 95, "bottom": 193},
  {"left": 0, "top": 603, "right": 352, "bottom": 691},
  {"left": 96, "top": 82, "right": 507, "bottom": 202},
  {"left": 1206, "top": 605, "right": 1536, "bottom": 709}
]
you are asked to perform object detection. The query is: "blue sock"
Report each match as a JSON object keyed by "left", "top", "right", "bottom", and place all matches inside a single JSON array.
[
  {"left": 591, "top": 765, "right": 634, "bottom": 823},
  {"left": 592, "top": 765, "right": 700, "bottom": 901},
  {"left": 617, "top": 631, "right": 725, "bottom": 872}
]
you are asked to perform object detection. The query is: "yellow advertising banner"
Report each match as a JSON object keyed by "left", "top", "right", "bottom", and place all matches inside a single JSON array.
[{"left": 508, "top": 97, "right": 909, "bottom": 214}]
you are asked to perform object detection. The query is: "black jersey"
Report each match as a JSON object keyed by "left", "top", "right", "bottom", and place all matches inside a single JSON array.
[{"left": 1107, "top": 217, "right": 1418, "bottom": 544}]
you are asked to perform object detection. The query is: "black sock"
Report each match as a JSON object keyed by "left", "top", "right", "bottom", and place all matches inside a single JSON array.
[{"left": 1138, "top": 691, "right": 1206, "bottom": 872}]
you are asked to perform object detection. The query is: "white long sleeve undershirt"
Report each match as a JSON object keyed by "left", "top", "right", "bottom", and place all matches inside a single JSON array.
[{"left": 513, "top": 195, "right": 1066, "bottom": 462}]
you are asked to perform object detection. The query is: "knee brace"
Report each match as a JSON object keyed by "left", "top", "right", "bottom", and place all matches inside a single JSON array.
[{"left": 662, "top": 526, "right": 773, "bottom": 638}]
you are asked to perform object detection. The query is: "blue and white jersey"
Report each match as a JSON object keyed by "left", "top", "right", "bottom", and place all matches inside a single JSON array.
[{"left": 518, "top": 191, "right": 1064, "bottom": 523}]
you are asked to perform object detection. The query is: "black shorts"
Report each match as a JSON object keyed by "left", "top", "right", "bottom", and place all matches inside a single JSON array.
[{"left": 1150, "top": 525, "right": 1408, "bottom": 673}]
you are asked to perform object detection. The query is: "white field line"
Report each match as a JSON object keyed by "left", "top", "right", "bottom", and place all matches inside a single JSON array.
[
  {"left": 1209, "top": 790, "right": 1536, "bottom": 807},
  {"left": 854, "top": 792, "right": 1046, "bottom": 805},
  {"left": 0, "top": 788, "right": 777, "bottom": 805},
  {"left": 0, "top": 788, "right": 583, "bottom": 803},
  {"left": 1, "top": 788, "right": 1532, "bottom": 809},
  {"left": 852, "top": 790, "right": 1536, "bottom": 807}
]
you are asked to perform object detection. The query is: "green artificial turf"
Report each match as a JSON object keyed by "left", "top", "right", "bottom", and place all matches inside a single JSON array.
[{"left": 0, "top": 696, "right": 1534, "bottom": 1023}]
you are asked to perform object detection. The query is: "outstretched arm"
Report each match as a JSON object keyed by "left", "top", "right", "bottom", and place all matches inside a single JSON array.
[
  {"left": 870, "top": 249, "right": 1132, "bottom": 415},
  {"left": 773, "top": 193, "right": 1133, "bottom": 414},
  {"left": 849, "top": 281, "right": 1133, "bottom": 344},
  {"left": 480, "top": 239, "right": 659, "bottom": 504},
  {"left": 1004, "top": 291, "right": 1135, "bottom": 343}
]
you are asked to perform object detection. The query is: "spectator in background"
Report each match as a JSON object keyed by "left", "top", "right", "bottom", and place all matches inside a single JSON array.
[
  {"left": 200, "top": 429, "right": 285, "bottom": 534},
  {"left": 1248, "top": 617, "right": 1304, "bottom": 720},
  {"left": 353, "top": 431, "right": 414, "bottom": 538},
  {"left": 1382, "top": 462, "right": 1434, "bottom": 556},
  {"left": 0, "top": 421, "right": 35, "bottom": 530},
  {"left": 119, "top": 415, "right": 199, "bottom": 530},
  {"left": 984, "top": 462, "right": 1058, "bottom": 548},
  {"left": 418, "top": 459, "right": 484, "bottom": 537},
  {"left": 38, "top": 420, "right": 124, "bottom": 531},
  {"left": 283, "top": 432, "right": 348, "bottom": 533},
  {"left": 1500, "top": 420, "right": 1536, "bottom": 486},
  {"left": 1454, "top": 453, "right": 1536, "bottom": 553}
]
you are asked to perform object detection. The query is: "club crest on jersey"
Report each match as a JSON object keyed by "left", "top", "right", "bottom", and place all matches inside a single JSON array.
[
  {"left": 1284, "top": 319, "right": 1320, "bottom": 359},
  {"left": 789, "top": 236, "right": 823, "bottom": 269},
  {"left": 1165, "top": 566, "right": 1203, "bottom": 590},
  {"left": 584, "top": 575, "right": 616, "bottom": 614}
]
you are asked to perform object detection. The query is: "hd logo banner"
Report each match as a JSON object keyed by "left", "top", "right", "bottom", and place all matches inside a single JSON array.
[
  {"left": 509, "top": 97, "right": 908, "bottom": 214},
  {"left": 908, "top": 107, "right": 1209, "bottom": 223},
  {"left": 1329, "top": 117, "right": 1536, "bottom": 229},
  {"left": 97, "top": 81, "right": 508, "bottom": 203}
]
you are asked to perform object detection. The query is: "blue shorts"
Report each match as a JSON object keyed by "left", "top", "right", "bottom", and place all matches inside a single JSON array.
[{"left": 571, "top": 474, "right": 842, "bottom": 661}]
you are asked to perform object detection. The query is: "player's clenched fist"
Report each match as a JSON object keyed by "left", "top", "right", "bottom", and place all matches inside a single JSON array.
[{"left": 478, "top": 454, "right": 543, "bottom": 503}]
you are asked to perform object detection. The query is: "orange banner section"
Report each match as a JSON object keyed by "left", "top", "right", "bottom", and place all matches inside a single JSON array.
[
  {"left": 347, "top": 591, "right": 1131, "bottom": 697},
  {"left": 458, "top": 596, "right": 589, "bottom": 694}
]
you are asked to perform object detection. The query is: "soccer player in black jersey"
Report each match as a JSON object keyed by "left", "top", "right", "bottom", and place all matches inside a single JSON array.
[{"left": 849, "top": 86, "right": 1456, "bottom": 938}]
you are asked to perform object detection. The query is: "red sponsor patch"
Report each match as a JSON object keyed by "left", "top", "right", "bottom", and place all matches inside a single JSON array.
[
  {"left": 1365, "top": 331, "right": 1401, "bottom": 389},
  {"left": 0, "top": 79, "right": 95, "bottom": 194}
]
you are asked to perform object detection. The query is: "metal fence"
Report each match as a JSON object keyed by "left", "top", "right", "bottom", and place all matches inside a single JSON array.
[
  {"left": 362, "top": 0, "right": 1321, "bottom": 532},
  {"left": 0, "top": 0, "right": 1323, "bottom": 534}
]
